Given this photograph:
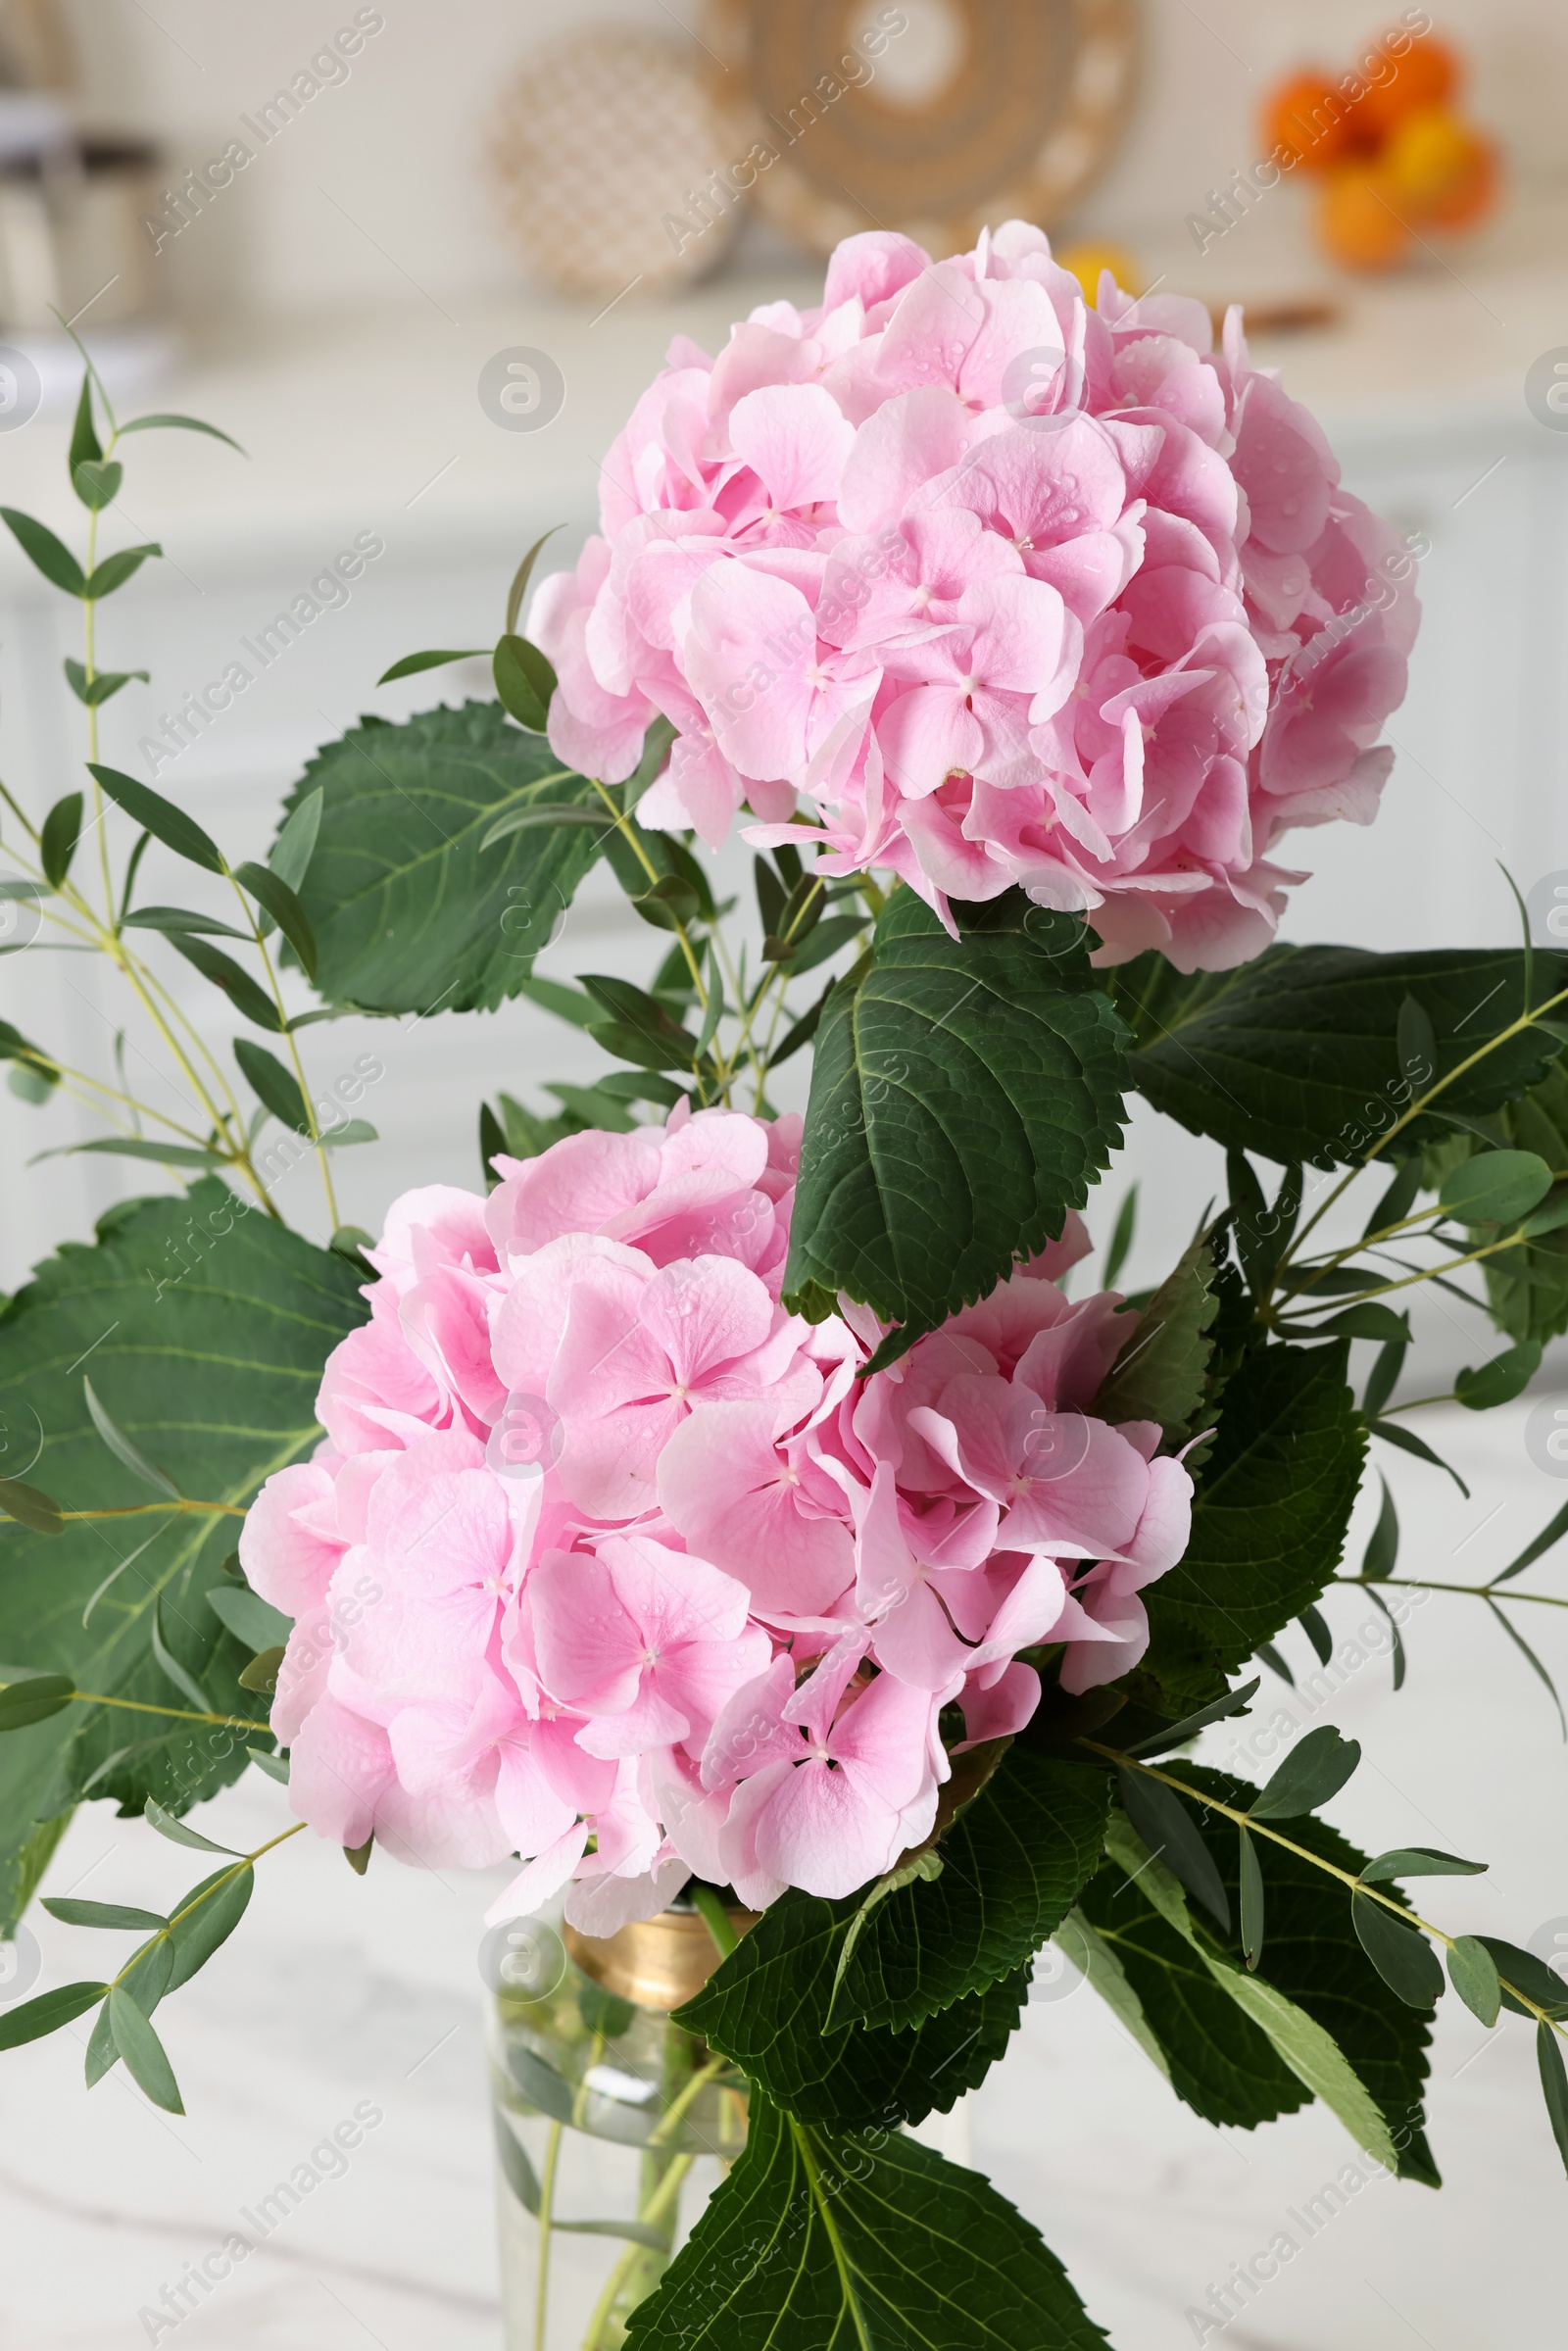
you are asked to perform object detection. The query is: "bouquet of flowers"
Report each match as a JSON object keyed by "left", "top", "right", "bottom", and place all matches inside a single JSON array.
[{"left": 2, "top": 221, "right": 1565, "bottom": 2350}]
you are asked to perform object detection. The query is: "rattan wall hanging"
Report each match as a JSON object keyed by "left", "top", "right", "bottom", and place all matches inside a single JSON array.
[{"left": 702, "top": 0, "right": 1141, "bottom": 260}]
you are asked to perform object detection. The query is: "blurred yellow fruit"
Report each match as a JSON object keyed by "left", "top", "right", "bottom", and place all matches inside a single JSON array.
[
  {"left": 1382, "top": 106, "right": 1487, "bottom": 208},
  {"left": 1316, "top": 166, "right": 1412, "bottom": 269},
  {"left": 1054, "top": 242, "right": 1140, "bottom": 306}
]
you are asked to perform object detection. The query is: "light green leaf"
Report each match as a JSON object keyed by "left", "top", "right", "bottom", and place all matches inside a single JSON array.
[
  {"left": 107, "top": 1984, "right": 184, "bottom": 2112},
  {"left": 1439, "top": 1150, "right": 1552, "bottom": 1226},
  {"left": 119, "top": 413, "right": 245, "bottom": 452},
  {"left": 1446, "top": 1935, "right": 1500, "bottom": 2028},
  {"left": 206, "top": 1585, "right": 291, "bottom": 1653},
  {"left": 377, "top": 647, "right": 487, "bottom": 684},
  {"left": 41, "top": 1897, "right": 167, "bottom": 1931},
  {"left": 0, "top": 1981, "right": 107, "bottom": 2051},
  {"left": 277, "top": 703, "right": 606, "bottom": 1015},
  {"left": 1, "top": 507, "right": 86, "bottom": 596},
  {"left": 1249, "top": 1725, "right": 1361, "bottom": 1821},
  {"left": 0, "top": 1182, "right": 365, "bottom": 1912},
  {"left": 144, "top": 1800, "right": 238, "bottom": 1855}
]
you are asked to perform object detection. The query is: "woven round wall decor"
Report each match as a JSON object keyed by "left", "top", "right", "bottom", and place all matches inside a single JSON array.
[
  {"left": 702, "top": 0, "right": 1141, "bottom": 261},
  {"left": 488, "top": 29, "right": 738, "bottom": 303}
]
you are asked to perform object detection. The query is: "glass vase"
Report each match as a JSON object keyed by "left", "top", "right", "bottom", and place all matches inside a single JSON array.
[{"left": 487, "top": 1899, "right": 751, "bottom": 2351}]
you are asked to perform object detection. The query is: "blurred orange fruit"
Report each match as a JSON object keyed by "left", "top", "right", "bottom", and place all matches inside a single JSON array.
[
  {"left": 1262, "top": 71, "right": 1371, "bottom": 170},
  {"left": 1357, "top": 32, "right": 1460, "bottom": 138},
  {"left": 1316, "top": 165, "right": 1412, "bottom": 269},
  {"left": 1423, "top": 133, "right": 1499, "bottom": 228}
]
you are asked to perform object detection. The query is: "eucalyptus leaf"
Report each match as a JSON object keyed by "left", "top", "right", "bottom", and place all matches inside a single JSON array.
[
  {"left": 1439, "top": 1150, "right": 1552, "bottom": 1226},
  {"left": 377, "top": 647, "right": 487, "bottom": 684},
  {"left": 1446, "top": 1935, "right": 1501, "bottom": 2029},
  {"left": 1, "top": 507, "right": 86, "bottom": 597},
  {"left": 1250, "top": 1726, "right": 1361, "bottom": 1821},
  {"left": 206, "top": 1585, "right": 291, "bottom": 1653},
  {"left": 1116, "top": 1770, "right": 1230, "bottom": 1931},
  {"left": 1351, "top": 1890, "right": 1444, "bottom": 2009},
  {"left": 0, "top": 1981, "right": 107, "bottom": 2051},
  {"left": 1359, "top": 1847, "right": 1486, "bottom": 1883},
  {"left": 83, "top": 1376, "right": 180, "bottom": 1500},
  {"left": 86, "top": 764, "right": 222, "bottom": 875},
  {"left": 41, "top": 1897, "right": 167, "bottom": 1931},
  {"left": 107, "top": 1984, "right": 184, "bottom": 2113},
  {"left": 143, "top": 1800, "right": 239, "bottom": 1856},
  {"left": 40, "top": 794, "right": 83, "bottom": 889}
]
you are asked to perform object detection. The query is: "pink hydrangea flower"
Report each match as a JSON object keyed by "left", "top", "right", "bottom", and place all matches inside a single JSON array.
[
  {"left": 529, "top": 224, "right": 1417, "bottom": 972},
  {"left": 239, "top": 1103, "right": 1197, "bottom": 1924}
]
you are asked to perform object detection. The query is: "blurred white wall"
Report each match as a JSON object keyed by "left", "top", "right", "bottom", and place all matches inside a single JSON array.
[{"left": 46, "top": 0, "right": 1568, "bottom": 320}]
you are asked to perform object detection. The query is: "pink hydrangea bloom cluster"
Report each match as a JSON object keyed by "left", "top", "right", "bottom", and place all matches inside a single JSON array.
[
  {"left": 240, "top": 1104, "right": 1193, "bottom": 1930},
  {"left": 532, "top": 221, "right": 1418, "bottom": 971}
]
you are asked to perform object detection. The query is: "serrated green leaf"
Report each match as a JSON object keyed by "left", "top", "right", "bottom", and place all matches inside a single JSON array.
[
  {"left": 831, "top": 1748, "right": 1109, "bottom": 2031},
  {"left": 1094, "top": 1772, "right": 1435, "bottom": 2174},
  {"left": 623, "top": 2093, "right": 1113, "bottom": 2351},
  {"left": 86, "top": 764, "right": 222, "bottom": 874},
  {"left": 1138, "top": 1343, "right": 1364, "bottom": 1713},
  {"left": 675, "top": 1890, "right": 1028, "bottom": 2130},
  {"left": 1091, "top": 1232, "right": 1216, "bottom": 1443},
  {"left": 276, "top": 704, "right": 605, "bottom": 1015},
  {"left": 1111, "top": 945, "right": 1566, "bottom": 1168},
  {"left": 1351, "top": 1890, "right": 1444, "bottom": 2009},
  {"left": 0, "top": 1181, "right": 365, "bottom": 1908},
  {"left": 1249, "top": 1725, "right": 1360, "bottom": 1821},
  {"left": 784, "top": 891, "right": 1127, "bottom": 1363}
]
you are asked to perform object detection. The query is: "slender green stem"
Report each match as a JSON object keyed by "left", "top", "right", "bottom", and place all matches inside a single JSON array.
[
  {"left": 223, "top": 867, "right": 339, "bottom": 1225},
  {"left": 1083, "top": 1740, "right": 1567, "bottom": 2036},
  {"left": 648, "top": 2050, "right": 729, "bottom": 2149},
  {"left": 588, "top": 776, "right": 710, "bottom": 1013},
  {"left": 534, "top": 2118, "right": 563, "bottom": 2351},
  {"left": 67, "top": 1690, "right": 266, "bottom": 1732},
  {"left": 1343, "top": 1576, "right": 1568, "bottom": 1608},
  {"left": 51, "top": 1500, "right": 246, "bottom": 1522},
  {"left": 106, "top": 1821, "right": 304, "bottom": 1991},
  {"left": 691, "top": 1884, "right": 739, "bottom": 1959}
]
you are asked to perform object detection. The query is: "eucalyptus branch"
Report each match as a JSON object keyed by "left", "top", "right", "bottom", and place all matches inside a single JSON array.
[
  {"left": 223, "top": 869, "right": 339, "bottom": 1226},
  {"left": 1344, "top": 1577, "right": 1568, "bottom": 1609},
  {"left": 1082, "top": 1740, "right": 1567, "bottom": 2037},
  {"left": 1287, "top": 981, "right": 1568, "bottom": 1270}
]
